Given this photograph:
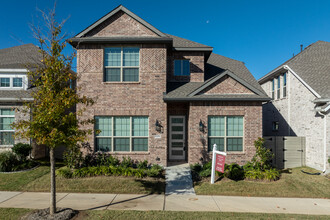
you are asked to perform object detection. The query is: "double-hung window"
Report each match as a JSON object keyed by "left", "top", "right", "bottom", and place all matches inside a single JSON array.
[
  {"left": 277, "top": 76, "right": 280, "bottom": 99},
  {"left": 104, "top": 47, "right": 140, "bottom": 82},
  {"left": 271, "top": 79, "right": 275, "bottom": 99},
  {"left": 208, "top": 116, "right": 243, "bottom": 152},
  {"left": 174, "top": 60, "right": 190, "bottom": 76},
  {"left": 0, "top": 109, "right": 15, "bottom": 146},
  {"left": 95, "top": 116, "right": 148, "bottom": 152},
  {"left": 283, "top": 72, "right": 287, "bottom": 97}
]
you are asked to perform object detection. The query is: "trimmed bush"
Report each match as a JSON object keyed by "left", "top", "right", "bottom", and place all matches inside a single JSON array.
[
  {"left": 12, "top": 143, "right": 32, "bottom": 160},
  {"left": 0, "top": 151, "right": 19, "bottom": 172},
  {"left": 224, "top": 163, "right": 245, "bottom": 181}
]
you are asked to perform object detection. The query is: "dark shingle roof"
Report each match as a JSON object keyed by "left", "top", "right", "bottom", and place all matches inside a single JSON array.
[
  {"left": 259, "top": 41, "right": 330, "bottom": 98},
  {"left": 165, "top": 59, "right": 270, "bottom": 101},
  {"left": 0, "top": 89, "right": 33, "bottom": 100},
  {"left": 166, "top": 34, "right": 212, "bottom": 49},
  {"left": 0, "top": 44, "right": 42, "bottom": 69}
]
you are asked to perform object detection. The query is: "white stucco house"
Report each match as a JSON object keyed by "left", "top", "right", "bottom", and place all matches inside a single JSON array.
[{"left": 259, "top": 41, "right": 330, "bottom": 173}]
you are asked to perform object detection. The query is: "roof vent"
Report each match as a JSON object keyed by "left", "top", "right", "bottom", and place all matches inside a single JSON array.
[{"left": 300, "top": 44, "right": 303, "bottom": 52}]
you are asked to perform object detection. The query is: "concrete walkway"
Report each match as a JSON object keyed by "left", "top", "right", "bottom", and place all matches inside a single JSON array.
[
  {"left": 165, "top": 163, "right": 195, "bottom": 195},
  {"left": 0, "top": 191, "right": 329, "bottom": 215}
]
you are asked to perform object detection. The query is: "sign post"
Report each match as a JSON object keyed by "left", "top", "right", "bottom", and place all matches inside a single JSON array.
[{"left": 211, "top": 144, "right": 226, "bottom": 184}]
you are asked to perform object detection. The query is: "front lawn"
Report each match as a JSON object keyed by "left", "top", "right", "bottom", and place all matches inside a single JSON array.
[
  {"left": 194, "top": 167, "right": 330, "bottom": 198},
  {"left": 84, "top": 210, "right": 330, "bottom": 220},
  {"left": 0, "top": 161, "right": 165, "bottom": 194},
  {"left": 0, "top": 208, "right": 31, "bottom": 220}
]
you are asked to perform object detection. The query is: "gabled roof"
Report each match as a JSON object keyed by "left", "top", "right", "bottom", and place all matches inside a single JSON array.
[
  {"left": 166, "top": 34, "right": 213, "bottom": 51},
  {"left": 0, "top": 44, "right": 42, "bottom": 69},
  {"left": 259, "top": 41, "right": 330, "bottom": 99},
  {"left": 164, "top": 55, "right": 270, "bottom": 102},
  {"left": 75, "top": 5, "right": 167, "bottom": 38}
]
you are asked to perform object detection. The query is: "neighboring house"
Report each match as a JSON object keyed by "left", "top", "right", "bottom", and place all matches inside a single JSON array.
[
  {"left": 259, "top": 41, "right": 330, "bottom": 173},
  {"left": 0, "top": 43, "right": 45, "bottom": 158},
  {"left": 69, "top": 5, "right": 269, "bottom": 166}
]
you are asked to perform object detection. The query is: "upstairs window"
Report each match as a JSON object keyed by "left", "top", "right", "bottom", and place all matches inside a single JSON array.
[
  {"left": 104, "top": 47, "right": 140, "bottom": 82},
  {"left": 271, "top": 79, "right": 275, "bottom": 99},
  {"left": 277, "top": 76, "right": 280, "bottom": 99},
  {"left": 0, "top": 77, "right": 24, "bottom": 89},
  {"left": 283, "top": 73, "right": 287, "bottom": 97},
  {"left": 174, "top": 60, "right": 190, "bottom": 76},
  {"left": 272, "top": 121, "right": 279, "bottom": 131}
]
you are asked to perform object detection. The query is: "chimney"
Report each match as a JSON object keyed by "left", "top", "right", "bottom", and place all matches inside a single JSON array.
[{"left": 300, "top": 44, "right": 303, "bottom": 52}]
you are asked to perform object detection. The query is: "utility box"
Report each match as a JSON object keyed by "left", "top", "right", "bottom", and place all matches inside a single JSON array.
[{"left": 263, "top": 136, "right": 306, "bottom": 169}]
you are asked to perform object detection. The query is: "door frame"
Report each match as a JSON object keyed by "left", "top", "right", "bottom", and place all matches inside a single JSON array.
[{"left": 169, "top": 115, "right": 186, "bottom": 160}]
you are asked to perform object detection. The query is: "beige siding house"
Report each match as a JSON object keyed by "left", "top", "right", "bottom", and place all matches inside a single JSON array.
[{"left": 259, "top": 41, "right": 330, "bottom": 173}]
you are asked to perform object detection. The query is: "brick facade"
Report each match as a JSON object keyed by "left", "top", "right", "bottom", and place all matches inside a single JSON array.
[
  {"left": 75, "top": 9, "right": 264, "bottom": 167},
  {"left": 202, "top": 76, "right": 254, "bottom": 95}
]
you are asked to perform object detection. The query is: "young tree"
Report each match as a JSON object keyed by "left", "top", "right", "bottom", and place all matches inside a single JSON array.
[{"left": 13, "top": 7, "right": 94, "bottom": 215}]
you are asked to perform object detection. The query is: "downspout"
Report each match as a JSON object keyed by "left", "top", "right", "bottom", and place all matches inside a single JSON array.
[{"left": 318, "top": 111, "right": 327, "bottom": 173}]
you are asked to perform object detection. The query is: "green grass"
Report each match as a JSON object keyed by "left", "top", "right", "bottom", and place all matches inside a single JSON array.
[
  {"left": 84, "top": 210, "right": 330, "bottom": 220},
  {"left": 0, "top": 161, "right": 164, "bottom": 194},
  {"left": 0, "top": 208, "right": 31, "bottom": 220},
  {"left": 194, "top": 167, "right": 330, "bottom": 198}
]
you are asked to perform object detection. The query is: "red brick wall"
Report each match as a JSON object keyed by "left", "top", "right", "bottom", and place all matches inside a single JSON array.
[
  {"left": 187, "top": 101, "right": 262, "bottom": 165},
  {"left": 202, "top": 75, "right": 254, "bottom": 94},
  {"left": 77, "top": 43, "right": 168, "bottom": 166},
  {"left": 86, "top": 11, "right": 158, "bottom": 37},
  {"left": 167, "top": 51, "right": 204, "bottom": 82}
]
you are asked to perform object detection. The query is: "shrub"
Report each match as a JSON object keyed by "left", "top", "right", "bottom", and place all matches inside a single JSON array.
[
  {"left": 146, "top": 164, "right": 163, "bottom": 177},
  {"left": 137, "top": 160, "right": 148, "bottom": 169},
  {"left": 224, "top": 163, "right": 244, "bottom": 181},
  {"left": 190, "top": 163, "right": 202, "bottom": 173},
  {"left": 12, "top": 143, "right": 32, "bottom": 160},
  {"left": 0, "top": 151, "right": 19, "bottom": 172},
  {"left": 263, "top": 168, "right": 280, "bottom": 181},
  {"left": 56, "top": 167, "right": 73, "bottom": 178},
  {"left": 251, "top": 138, "right": 274, "bottom": 170},
  {"left": 120, "top": 157, "right": 134, "bottom": 168},
  {"left": 63, "top": 145, "right": 83, "bottom": 169},
  {"left": 199, "top": 168, "right": 211, "bottom": 177}
]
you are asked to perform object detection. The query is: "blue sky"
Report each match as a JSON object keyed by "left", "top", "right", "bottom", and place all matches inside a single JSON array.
[{"left": 1, "top": 0, "right": 330, "bottom": 79}]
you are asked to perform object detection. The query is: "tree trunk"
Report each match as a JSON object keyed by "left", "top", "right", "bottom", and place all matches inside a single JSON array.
[{"left": 50, "top": 148, "right": 56, "bottom": 215}]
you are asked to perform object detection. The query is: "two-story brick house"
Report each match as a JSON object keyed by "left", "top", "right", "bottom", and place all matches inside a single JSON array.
[{"left": 69, "top": 5, "right": 269, "bottom": 166}]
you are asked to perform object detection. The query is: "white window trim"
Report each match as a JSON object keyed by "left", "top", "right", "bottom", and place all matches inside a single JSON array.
[
  {"left": 104, "top": 47, "right": 140, "bottom": 82},
  {"left": 0, "top": 73, "right": 27, "bottom": 90},
  {"left": 174, "top": 59, "right": 190, "bottom": 76},
  {"left": 95, "top": 116, "right": 149, "bottom": 152},
  {"left": 0, "top": 109, "right": 15, "bottom": 147},
  {"left": 208, "top": 116, "right": 244, "bottom": 152}
]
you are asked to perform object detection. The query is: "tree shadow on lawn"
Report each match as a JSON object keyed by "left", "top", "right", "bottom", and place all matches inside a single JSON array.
[{"left": 134, "top": 179, "right": 165, "bottom": 194}]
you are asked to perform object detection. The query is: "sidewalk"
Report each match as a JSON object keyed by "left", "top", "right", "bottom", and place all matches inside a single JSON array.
[{"left": 0, "top": 191, "right": 329, "bottom": 215}]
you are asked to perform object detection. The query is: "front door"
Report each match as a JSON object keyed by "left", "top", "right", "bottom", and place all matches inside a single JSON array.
[{"left": 169, "top": 116, "right": 186, "bottom": 160}]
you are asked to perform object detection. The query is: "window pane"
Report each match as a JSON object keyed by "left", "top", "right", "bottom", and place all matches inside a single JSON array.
[
  {"left": 0, "top": 117, "right": 14, "bottom": 130},
  {"left": 227, "top": 138, "right": 243, "bottom": 151},
  {"left": 208, "top": 116, "right": 225, "bottom": 136},
  {"left": 114, "top": 117, "right": 130, "bottom": 136},
  {"left": 227, "top": 116, "right": 243, "bottom": 136},
  {"left": 132, "top": 138, "right": 148, "bottom": 151},
  {"left": 0, "top": 78, "right": 10, "bottom": 87},
  {"left": 182, "top": 60, "right": 190, "bottom": 76},
  {"left": 114, "top": 138, "right": 130, "bottom": 151},
  {"left": 172, "top": 126, "right": 183, "bottom": 132},
  {"left": 172, "top": 134, "right": 183, "bottom": 140},
  {"left": 13, "top": 78, "right": 23, "bottom": 87},
  {"left": 272, "top": 79, "right": 274, "bottom": 90},
  {"left": 123, "top": 68, "right": 139, "bottom": 81},
  {"left": 0, "top": 132, "right": 14, "bottom": 145},
  {"left": 104, "top": 48, "right": 121, "bottom": 67},
  {"left": 105, "top": 68, "right": 120, "bottom": 82},
  {"left": 171, "top": 117, "right": 183, "bottom": 123},
  {"left": 123, "top": 48, "right": 139, "bottom": 66},
  {"left": 96, "top": 138, "right": 111, "bottom": 152},
  {"left": 283, "top": 73, "right": 287, "bottom": 86},
  {"left": 174, "top": 60, "right": 182, "bottom": 76},
  {"left": 132, "top": 117, "right": 148, "bottom": 136},
  {"left": 95, "top": 117, "right": 112, "bottom": 136},
  {"left": 277, "top": 77, "right": 280, "bottom": 89},
  {"left": 1, "top": 109, "right": 15, "bottom": 116},
  {"left": 208, "top": 138, "right": 224, "bottom": 151}
]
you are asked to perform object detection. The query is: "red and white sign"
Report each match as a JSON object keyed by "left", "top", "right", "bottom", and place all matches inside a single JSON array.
[
  {"left": 211, "top": 144, "right": 227, "bottom": 184},
  {"left": 215, "top": 154, "right": 226, "bottom": 173}
]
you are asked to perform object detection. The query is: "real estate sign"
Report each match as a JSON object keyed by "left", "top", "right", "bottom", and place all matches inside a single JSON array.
[{"left": 211, "top": 144, "right": 226, "bottom": 184}]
